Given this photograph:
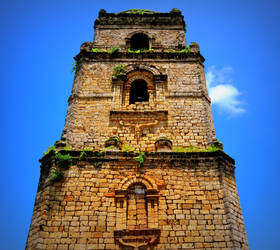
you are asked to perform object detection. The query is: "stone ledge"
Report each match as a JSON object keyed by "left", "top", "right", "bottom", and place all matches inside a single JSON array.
[
  {"left": 110, "top": 110, "right": 168, "bottom": 115},
  {"left": 110, "top": 110, "right": 168, "bottom": 123},
  {"left": 167, "top": 92, "right": 211, "bottom": 103},
  {"left": 74, "top": 51, "right": 205, "bottom": 63},
  {"left": 40, "top": 149, "right": 235, "bottom": 166},
  {"left": 68, "top": 93, "right": 113, "bottom": 103}
]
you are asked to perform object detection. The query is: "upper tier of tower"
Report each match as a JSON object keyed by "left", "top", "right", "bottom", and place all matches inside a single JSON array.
[
  {"left": 62, "top": 9, "right": 216, "bottom": 151},
  {"left": 93, "top": 9, "right": 187, "bottom": 51}
]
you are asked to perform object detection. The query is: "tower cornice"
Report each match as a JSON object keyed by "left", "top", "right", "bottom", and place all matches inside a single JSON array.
[{"left": 74, "top": 51, "right": 205, "bottom": 64}]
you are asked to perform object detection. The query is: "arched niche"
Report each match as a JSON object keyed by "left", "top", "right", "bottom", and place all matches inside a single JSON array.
[
  {"left": 125, "top": 31, "right": 154, "bottom": 50},
  {"left": 127, "top": 183, "right": 148, "bottom": 229},
  {"left": 124, "top": 70, "right": 155, "bottom": 107},
  {"left": 130, "top": 33, "right": 150, "bottom": 50},
  {"left": 115, "top": 175, "right": 159, "bottom": 230},
  {"left": 111, "top": 64, "right": 167, "bottom": 110}
]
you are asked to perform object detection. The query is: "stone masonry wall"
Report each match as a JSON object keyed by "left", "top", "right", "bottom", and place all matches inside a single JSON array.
[
  {"left": 93, "top": 29, "right": 186, "bottom": 50},
  {"left": 219, "top": 161, "right": 248, "bottom": 249},
  {"left": 27, "top": 10, "right": 248, "bottom": 250},
  {"left": 26, "top": 151, "right": 249, "bottom": 249},
  {"left": 62, "top": 60, "right": 216, "bottom": 151}
]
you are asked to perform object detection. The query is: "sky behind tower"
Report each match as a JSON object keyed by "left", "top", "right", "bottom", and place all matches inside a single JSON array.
[{"left": 0, "top": 0, "right": 279, "bottom": 249}]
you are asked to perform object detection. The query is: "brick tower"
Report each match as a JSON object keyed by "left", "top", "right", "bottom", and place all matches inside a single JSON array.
[{"left": 26, "top": 9, "right": 249, "bottom": 249}]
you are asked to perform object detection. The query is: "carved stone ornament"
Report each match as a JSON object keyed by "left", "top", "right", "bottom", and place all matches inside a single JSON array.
[{"left": 114, "top": 229, "right": 160, "bottom": 250}]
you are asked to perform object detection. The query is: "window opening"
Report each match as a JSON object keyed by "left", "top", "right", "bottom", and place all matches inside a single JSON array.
[
  {"left": 129, "top": 80, "right": 149, "bottom": 104},
  {"left": 130, "top": 33, "right": 149, "bottom": 50}
]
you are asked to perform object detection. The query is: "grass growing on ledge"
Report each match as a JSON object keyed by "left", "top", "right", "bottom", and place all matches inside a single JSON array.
[
  {"left": 101, "top": 146, "right": 115, "bottom": 153},
  {"left": 120, "top": 9, "right": 160, "bottom": 15},
  {"left": 122, "top": 144, "right": 134, "bottom": 152},
  {"left": 91, "top": 47, "right": 119, "bottom": 54},
  {"left": 164, "top": 46, "right": 190, "bottom": 54},
  {"left": 204, "top": 146, "right": 220, "bottom": 152},
  {"left": 128, "top": 48, "right": 154, "bottom": 53},
  {"left": 43, "top": 143, "right": 71, "bottom": 156},
  {"left": 109, "top": 46, "right": 119, "bottom": 55},
  {"left": 177, "top": 46, "right": 190, "bottom": 53},
  {"left": 91, "top": 48, "right": 100, "bottom": 52},
  {"left": 173, "top": 146, "right": 221, "bottom": 153}
]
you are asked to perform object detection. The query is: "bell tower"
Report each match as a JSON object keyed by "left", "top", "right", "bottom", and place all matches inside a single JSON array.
[{"left": 27, "top": 9, "right": 249, "bottom": 249}]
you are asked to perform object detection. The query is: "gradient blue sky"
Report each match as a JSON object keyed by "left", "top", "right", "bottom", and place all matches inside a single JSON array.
[{"left": 1, "top": 0, "right": 279, "bottom": 249}]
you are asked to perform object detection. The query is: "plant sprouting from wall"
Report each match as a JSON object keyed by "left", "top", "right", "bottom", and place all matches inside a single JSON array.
[
  {"left": 94, "top": 161, "right": 102, "bottom": 169},
  {"left": 109, "top": 46, "right": 119, "bottom": 55},
  {"left": 176, "top": 46, "right": 190, "bottom": 53},
  {"left": 91, "top": 48, "right": 100, "bottom": 52},
  {"left": 71, "top": 61, "right": 77, "bottom": 73},
  {"left": 49, "top": 169, "right": 64, "bottom": 182},
  {"left": 113, "top": 64, "right": 126, "bottom": 77},
  {"left": 134, "top": 152, "right": 145, "bottom": 167},
  {"left": 44, "top": 145, "right": 56, "bottom": 156},
  {"left": 79, "top": 151, "right": 86, "bottom": 160},
  {"left": 55, "top": 152, "right": 72, "bottom": 169}
]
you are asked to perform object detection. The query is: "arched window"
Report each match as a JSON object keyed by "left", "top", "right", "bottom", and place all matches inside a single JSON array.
[
  {"left": 130, "top": 33, "right": 149, "bottom": 50},
  {"left": 129, "top": 80, "right": 149, "bottom": 104}
]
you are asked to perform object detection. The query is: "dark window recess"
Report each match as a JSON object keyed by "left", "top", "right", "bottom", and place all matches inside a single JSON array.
[
  {"left": 129, "top": 80, "right": 149, "bottom": 104},
  {"left": 130, "top": 33, "right": 149, "bottom": 50}
]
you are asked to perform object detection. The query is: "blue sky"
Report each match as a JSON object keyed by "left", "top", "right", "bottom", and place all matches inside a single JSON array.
[{"left": 1, "top": 0, "right": 279, "bottom": 249}]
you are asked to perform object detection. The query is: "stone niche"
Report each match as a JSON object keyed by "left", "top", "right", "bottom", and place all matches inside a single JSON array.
[
  {"left": 114, "top": 178, "right": 160, "bottom": 249},
  {"left": 111, "top": 64, "right": 167, "bottom": 111}
]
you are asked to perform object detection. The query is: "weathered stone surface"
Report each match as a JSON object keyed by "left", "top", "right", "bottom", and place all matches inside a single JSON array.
[{"left": 26, "top": 8, "right": 248, "bottom": 250}]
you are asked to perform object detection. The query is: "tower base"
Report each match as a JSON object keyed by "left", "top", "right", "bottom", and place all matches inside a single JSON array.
[{"left": 26, "top": 150, "right": 248, "bottom": 249}]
